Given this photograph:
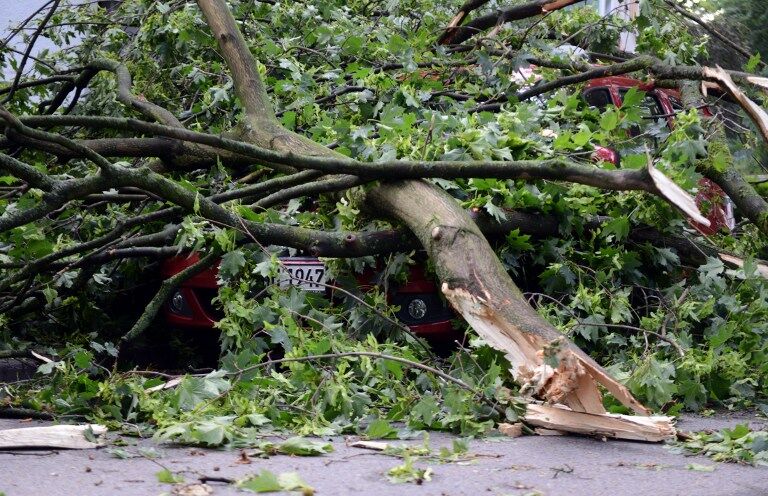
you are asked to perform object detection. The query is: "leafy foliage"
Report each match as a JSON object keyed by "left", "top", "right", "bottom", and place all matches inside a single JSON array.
[
  {"left": 1, "top": 0, "right": 768, "bottom": 443},
  {"left": 678, "top": 424, "right": 768, "bottom": 465}
]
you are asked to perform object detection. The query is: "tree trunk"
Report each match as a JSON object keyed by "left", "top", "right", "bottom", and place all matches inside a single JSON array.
[{"left": 366, "top": 180, "right": 650, "bottom": 416}]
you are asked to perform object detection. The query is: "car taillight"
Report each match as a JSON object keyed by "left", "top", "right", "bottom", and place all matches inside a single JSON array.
[
  {"left": 691, "top": 179, "right": 734, "bottom": 235},
  {"left": 593, "top": 146, "right": 620, "bottom": 166}
]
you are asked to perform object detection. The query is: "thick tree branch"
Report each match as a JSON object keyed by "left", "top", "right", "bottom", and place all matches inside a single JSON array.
[
  {"left": 196, "top": 0, "right": 275, "bottom": 123},
  {"left": 18, "top": 114, "right": 666, "bottom": 194},
  {"left": 439, "top": 0, "right": 585, "bottom": 46}
]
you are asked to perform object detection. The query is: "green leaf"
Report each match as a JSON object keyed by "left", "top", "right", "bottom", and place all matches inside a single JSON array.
[
  {"left": 239, "top": 470, "right": 282, "bottom": 493},
  {"left": 74, "top": 350, "right": 92, "bottom": 369},
  {"left": 506, "top": 228, "right": 533, "bottom": 251},
  {"left": 601, "top": 217, "right": 630, "bottom": 242},
  {"left": 386, "top": 456, "right": 433, "bottom": 484},
  {"left": 483, "top": 199, "right": 507, "bottom": 222},
  {"left": 365, "top": 419, "right": 398, "bottom": 439},
  {"left": 686, "top": 463, "right": 715, "bottom": 472},
  {"left": 726, "top": 424, "right": 751, "bottom": 440},
  {"left": 600, "top": 108, "right": 620, "bottom": 131},
  {"left": 239, "top": 470, "right": 313, "bottom": 494},
  {"left": 277, "top": 437, "right": 333, "bottom": 456},
  {"left": 156, "top": 469, "right": 184, "bottom": 484},
  {"left": 620, "top": 87, "right": 645, "bottom": 108},
  {"left": 244, "top": 413, "right": 271, "bottom": 427},
  {"left": 192, "top": 420, "right": 227, "bottom": 445},
  {"left": 572, "top": 126, "right": 592, "bottom": 147},
  {"left": 621, "top": 153, "right": 648, "bottom": 169},
  {"left": 746, "top": 52, "right": 761, "bottom": 72},
  {"left": 343, "top": 36, "right": 364, "bottom": 55},
  {"left": 277, "top": 472, "right": 313, "bottom": 492},
  {"left": 411, "top": 395, "right": 439, "bottom": 426},
  {"left": 219, "top": 250, "right": 246, "bottom": 279},
  {"left": 175, "top": 372, "right": 231, "bottom": 411},
  {"left": 281, "top": 111, "right": 296, "bottom": 130}
]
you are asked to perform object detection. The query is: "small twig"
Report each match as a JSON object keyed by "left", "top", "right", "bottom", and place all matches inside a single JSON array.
[
  {"left": 199, "top": 476, "right": 235, "bottom": 484},
  {"left": 0, "top": 407, "right": 54, "bottom": 420}
]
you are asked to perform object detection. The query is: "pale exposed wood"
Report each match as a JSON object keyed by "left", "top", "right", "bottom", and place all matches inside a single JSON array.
[
  {"left": 524, "top": 404, "right": 675, "bottom": 442},
  {"left": 349, "top": 440, "right": 389, "bottom": 451},
  {"left": 747, "top": 76, "right": 768, "bottom": 91},
  {"left": 440, "top": 282, "right": 649, "bottom": 416},
  {"left": 703, "top": 66, "right": 768, "bottom": 145},
  {"left": 719, "top": 253, "right": 768, "bottom": 279},
  {"left": 30, "top": 350, "right": 53, "bottom": 363},
  {"left": 0, "top": 424, "right": 107, "bottom": 449},
  {"left": 498, "top": 423, "right": 524, "bottom": 437},
  {"left": 146, "top": 377, "right": 182, "bottom": 393},
  {"left": 648, "top": 163, "right": 710, "bottom": 227},
  {"left": 534, "top": 427, "right": 566, "bottom": 436},
  {"left": 577, "top": 359, "right": 651, "bottom": 416},
  {"left": 562, "top": 368, "right": 607, "bottom": 414}
]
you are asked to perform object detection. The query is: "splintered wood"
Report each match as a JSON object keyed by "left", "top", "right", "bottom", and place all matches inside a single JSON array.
[
  {"left": 442, "top": 284, "right": 675, "bottom": 442},
  {"left": 526, "top": 405, "right": 675, "bottom": 442},
  {"left": 0, "top": 424, "right": 107, "bottom": 449}
]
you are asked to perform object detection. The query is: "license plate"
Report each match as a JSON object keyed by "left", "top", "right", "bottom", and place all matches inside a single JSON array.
[{"left": 277, "top": 257, "right": 327, "bottom": 292}]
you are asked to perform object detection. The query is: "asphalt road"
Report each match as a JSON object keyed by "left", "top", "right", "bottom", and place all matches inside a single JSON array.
[{"left": 1, "top": 412, "right": 767, "bottom": 496}]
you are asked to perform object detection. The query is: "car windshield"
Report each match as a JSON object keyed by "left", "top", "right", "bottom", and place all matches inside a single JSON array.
[{"left": 619, "top": 89, "right": 671, "bottom": 152}]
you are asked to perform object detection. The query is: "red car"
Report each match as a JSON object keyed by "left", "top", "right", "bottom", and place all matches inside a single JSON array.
[
  {"left": 584, "top": 76, "right": 735, "bottom": 235},
  {"left": 163, "top": 77, "right": 734, "bottom": 338},
  {"left": 162, "top": 253, "right": 462, "bottom": 343}
]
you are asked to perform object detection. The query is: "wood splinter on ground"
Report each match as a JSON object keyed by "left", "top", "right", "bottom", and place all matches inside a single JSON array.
[{"left": 0, "top": 424, "right": 107, "bottom": 449}]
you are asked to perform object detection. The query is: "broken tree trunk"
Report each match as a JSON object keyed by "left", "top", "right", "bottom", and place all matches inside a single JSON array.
[
  {"left": 199, "top": 0, "right": 673, "bottom": 441},
  {"left": 0, "top": 424, "right": 107, "bottom": 449},
  {"left": 367, "top": 180, "right": 674, "bottom": 441}
]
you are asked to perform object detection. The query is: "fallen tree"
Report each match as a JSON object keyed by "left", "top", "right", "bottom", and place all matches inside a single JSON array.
[{"left": 2, "top": 0, "right": 768, "bottom": 441}]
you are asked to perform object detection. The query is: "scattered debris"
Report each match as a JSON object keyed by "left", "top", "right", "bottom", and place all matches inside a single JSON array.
[
  {"left": 236, "top": 450, "right": 252, "bottom": 464},
  {"left": 244, "top": 437, "right": 333, "bottom": 457},
  {"left": 385, "top": 456, "right": 433, "bottom": 484},
  {"left": 156, "top": 469, "right": 185, "bottom": 484},
  {"left": 0, "top": 424, "right": 107, "bottom": 449},
  {"left": 498, "top": 422, "right": 523, "bottom": 438},
  {"left": 676, "top": 424, "right": 768, "bottom": 465},
  {"left": 171, "top": 483, "right": 214, "bottom": 496},
  {"left": 550, "top": 463, "right": 574, "bottom": 478},
  {"left": 349, "top": 440, "right": 390, "bottom": 451},
  {"left": 237, "top": 469, "right": 314, "bottom": 494},
  {"left": 615, "top": 461, "right": 667, "bottom": 471},
  {"left": 686, "top": 463, "right": 716, "bottom": 472}
]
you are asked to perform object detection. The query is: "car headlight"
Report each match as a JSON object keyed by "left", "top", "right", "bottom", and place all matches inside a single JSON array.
[{"left": 170, "top": 290, "right": 191, "bottom": 316}]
